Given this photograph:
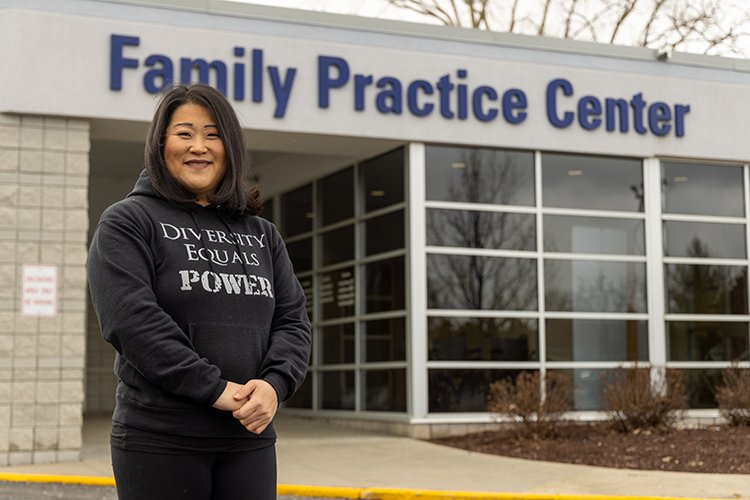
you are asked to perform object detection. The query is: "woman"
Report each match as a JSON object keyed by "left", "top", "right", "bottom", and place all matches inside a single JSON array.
[{"left": 87, "top": 83, "right": 311, "bottom": 499}]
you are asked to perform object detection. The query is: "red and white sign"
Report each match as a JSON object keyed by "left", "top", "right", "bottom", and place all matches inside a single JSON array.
[{"left": 21, "top": 265, "right": 58, "bottom": 317}]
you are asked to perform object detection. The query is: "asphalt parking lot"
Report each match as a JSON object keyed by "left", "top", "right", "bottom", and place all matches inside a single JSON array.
[
  {"left": 0, "top": 481, "right": 324, "bottom": 500},
  {"left": 0, "top": 481, "right": 117, "bottom": 500}
]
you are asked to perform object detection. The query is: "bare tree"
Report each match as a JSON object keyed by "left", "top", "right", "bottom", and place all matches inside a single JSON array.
[
  {"left": 387, "top": 0, "right": 492, "bottom": 28},
  {"left": 386, "top": 0, "right": 750, "bottom": 57}
]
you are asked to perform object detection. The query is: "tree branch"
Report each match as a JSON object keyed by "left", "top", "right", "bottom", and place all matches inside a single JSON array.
[{"left": 609, "top": 0, "right": 639, "bottom": 44}]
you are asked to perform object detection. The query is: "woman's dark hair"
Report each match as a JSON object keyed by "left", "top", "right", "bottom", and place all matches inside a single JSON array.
[{"left": 144, "top": 83, "right": 262, "bottom": 216}]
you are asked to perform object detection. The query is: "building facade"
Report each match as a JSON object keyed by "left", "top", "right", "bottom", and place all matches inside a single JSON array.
[{"left": 1, "top": 0, "right": 749, "bottom": 465}]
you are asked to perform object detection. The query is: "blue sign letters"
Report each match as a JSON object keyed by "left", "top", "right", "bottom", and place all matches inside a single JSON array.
[{"left": 110, "top": 34, "right": 690, "bottom": 137}]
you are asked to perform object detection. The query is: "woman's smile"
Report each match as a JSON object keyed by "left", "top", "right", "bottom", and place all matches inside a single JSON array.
[{"left": 164, "top": 103, "right": 226, "bottom": 205}]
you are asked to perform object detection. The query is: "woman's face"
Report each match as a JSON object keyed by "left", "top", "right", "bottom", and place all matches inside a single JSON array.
[{"left": 164, "top": 103, "right": 226, "bottom": 205}]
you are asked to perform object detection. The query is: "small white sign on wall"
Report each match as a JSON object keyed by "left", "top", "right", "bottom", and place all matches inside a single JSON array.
[{"left": 21, "top": 265, "right": 58, "bottom": 317}]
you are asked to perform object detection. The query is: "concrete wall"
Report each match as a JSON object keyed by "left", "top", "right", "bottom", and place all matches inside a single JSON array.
[{"left": 0, "top": 114, "right": 89, "bottom": 465}]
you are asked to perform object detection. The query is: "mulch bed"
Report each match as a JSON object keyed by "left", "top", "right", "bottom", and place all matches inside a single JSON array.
[{"left": 431, "top": 422, "right": 750, "bottom": 474}]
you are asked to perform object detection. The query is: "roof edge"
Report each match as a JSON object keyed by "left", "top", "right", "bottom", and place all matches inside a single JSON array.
[{"left": 34, "top": 0, "right": 750, "bottom": 72}]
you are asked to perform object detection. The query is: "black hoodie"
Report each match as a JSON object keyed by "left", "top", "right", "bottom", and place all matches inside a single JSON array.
[{"left": 87, "top": 171, "right": 311, "bottom": 440}]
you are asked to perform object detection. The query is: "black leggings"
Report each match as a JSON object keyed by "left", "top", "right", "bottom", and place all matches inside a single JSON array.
[{"left": 111, "top": 445, "right": 277, "bottom": 500}]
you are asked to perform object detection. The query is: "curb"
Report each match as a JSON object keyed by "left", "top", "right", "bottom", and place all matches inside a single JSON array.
[
  {"left": 0, "top": 473, "right": 734, "bottom": 500},
  {"left": 277, "top": 486, "right": 736, "bottom": 500},
  {"left": 0, "top": 472, "right": 115, "bottom": 487}
]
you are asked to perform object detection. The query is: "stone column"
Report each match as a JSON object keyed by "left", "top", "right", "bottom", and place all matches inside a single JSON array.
[{"left": 0, "top": 113, "right": 89, "bottom": 465}]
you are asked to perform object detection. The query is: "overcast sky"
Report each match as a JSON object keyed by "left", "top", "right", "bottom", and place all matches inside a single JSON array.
[
  {"left": 226, "top": 0, "right": 750, "bottom": 58},
  {"left": 226, "top": 0, "right": 454, "bottom": 25}
]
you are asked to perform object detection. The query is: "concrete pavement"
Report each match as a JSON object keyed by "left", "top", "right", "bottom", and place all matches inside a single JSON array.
[{"left": 0, "top": 413, "right": 747, "bottom": 499}]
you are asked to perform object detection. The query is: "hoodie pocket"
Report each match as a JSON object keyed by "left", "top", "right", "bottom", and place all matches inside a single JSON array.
[{"left": 188, "top": 322, "right": 268, "bottom": 383}]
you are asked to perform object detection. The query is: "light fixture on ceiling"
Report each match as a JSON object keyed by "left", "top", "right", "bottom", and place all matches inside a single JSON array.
[
  {"left": 567, "top": 169, "right": 583, "bottom": 176},
  {"left": 451, "top": 162, "right": 466, "bottom": 169},
  {"left": 370, "top": 190, "right": 385, "bottom": 197}
]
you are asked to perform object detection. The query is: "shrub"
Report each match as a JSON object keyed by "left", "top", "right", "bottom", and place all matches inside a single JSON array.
[
  {"left": 602, "top": 364, "right": 687, "bottom": 433},
  {"left": 716, "top": 362, "right": 750, "bottom": 426},
  {"left": 486, "top": 371, "right": 573, "bottom": 439}
]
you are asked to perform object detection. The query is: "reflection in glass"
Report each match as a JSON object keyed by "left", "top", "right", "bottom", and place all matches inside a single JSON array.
[
  {"left": 544, "top": 215, "right": 644, "bottom": 255},
  {"left": 546, "top": 319, "right": 648, "bottom": 362},
  {"left": 260, "top": 198, "right": 274, "bottom": 223},
  {"left": 284, "top": 373, "right": 312, "bottom": 409},
  {"left": 363, "top": 369, "right": 407, "bottom": 412},
  {"left": 545, "top": 260, "right": 647, "bottom": 312},
  {"left": 365, "top": 210, "right": 404, "bottom": 256},
  {"left": 427, "top": 255, "right": 537, "bottom": 310},
  {"left": 665, "top": 264, "right": 747, "bottom": 314},
  {"left": 361, "top": 148, "right": 404, "bottom": 212},
  {"left": 298, "top": 275, "right": 313, "bottom": 322},
  {"left": 320, "top": 267, "right": 355, "bottom": 319},
  {"left": 320, "top": 370, "right": 355, "bottom": 410},
  {"left": 321, "top": 323, "right": 355, "bottom": 364},
  {"left": 365, "top": 257, "right": 405, "bottom": 313},
  {"left": 427, "top": 209, "right": 535, "bottom": 250},
  {"left": 318, "top": 167, "right": 354, "bottom": 227},
  {"left": 663, "top": 221, "right": 746, "bottom": 259},
  {"left": 425, "top": 146, "right": 534, "bottom": 205},
  {"left": 662, "top": 162, "right": 744, "bottom": 217},
  {"left": 428, "top": 369, "right": 523, "bottom": 412},
  {"left": 362, "top": 317, "right": 406, "bottom": 362},
  {"left": 428, "top": 317, "right": 538, "bottom": 361},
  {"left": 542, "top": 154, "right": 643, "bottom": 212},
  {"left": 667, "top": 321, "right": 750, "bottom": 361},
  {"left": 683, "top": 369, "right": 721, "bottom": 408},
  {"left": 281, "top": 184, "right": 313, "bottom": 237},
  {"left": 549, "top": 369, "right": 613, "bottom": 411},
  {"left": 320, "top": 225, "right": 354, "bottom": 267},
  {"left": 287, "top": 238, "right": 312, "bottom": 272}
]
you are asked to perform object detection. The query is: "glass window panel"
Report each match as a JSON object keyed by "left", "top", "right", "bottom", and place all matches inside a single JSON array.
[
  {"left": 320, "top": 225, "right": 354, "bottom": 266},
  {"left": 320, "top": 267, "right": 355, "bottom": 319},
  {"left": 286, "top": 238, "right": 312, "bottom": 273},
  {"left": 281, "top": 184, "right": 313, "bottom": 237},
  {"left": 365, "top": 257, "right": 405, "bottom": 313},
  {"left": 363, "top": 369, "right": 407, "bottom": 412},
  {"left": 683, "top": 369, "right": 721, "bottom": 408},
  {"left": 542, "top": 154, "right": 643, "bottom": 212},
  {"left": 546, "top": 319, "right": 648, "bottom": 362},
  {"left": 664, "top": 221, "right": 746, "bottom": 259},
  {"left": 667, "top": 321, "right": 750, "bottom": 361},
  {"left": 545, "top": 260, "right": 646, "bottom": 313},
  {"left": 544, "top": 215, "right": 644, "bottom": 255},
  {"left": 321, "top": 323, "right": 355, "bottom": 365},
  {"left": 298, "top": 275, "right": 314, "bottom": 323},
  {"left": 362, "top": 317, "right": 406, "bottom": 362},
  {"left": 428, "top": 369, "right": 524, "bottom": 412},
  {"left": 427, "top": 255, "right": 537, "bottom": 310},
  {"left": 284, "top": 373, "right": 312, "bottom": 409},
  {"left": 320, "top": 370, "right": 355, "bottom": 410},
  {"left": 365, "top": 210, "right": 404, "bottom": 256},
  {"left": 425, "top": 146, "right": 534, "bottom": 205},
  {"left": 260, "top": 198, "right": 274, "bottom": 223},
  {"left": 549, "top": 369, "right": 612, "bottom": 411},
  {"left": 318, "top": 167, "right": 354, "bottom": 227},
  {"left": 427, "top": 209, "right": 536, "bottom": 250},
  {"left": 665, "top": 264, "right": 748, "bottom": 315},
  {"left": 428, "top": 317, "right": 539, "bottom": 361},
  {"left": 361, "top": 148, "right": 404, "bottom": 212},
  {"left": 662, "top": 162, "right": 744, "bottom": 217}
]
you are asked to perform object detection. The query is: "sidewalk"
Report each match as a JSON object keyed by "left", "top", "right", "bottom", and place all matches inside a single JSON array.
[{"left": 0, "top": 413, "right": 747, "bottom": 499}]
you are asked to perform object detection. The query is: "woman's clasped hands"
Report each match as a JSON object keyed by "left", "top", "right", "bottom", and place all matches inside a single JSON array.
[{"left": 212, "top": 380, "right": 279, "bottom": 434}]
